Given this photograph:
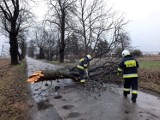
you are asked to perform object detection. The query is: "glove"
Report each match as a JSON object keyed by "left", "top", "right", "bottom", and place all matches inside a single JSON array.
[
  {"left": 117, "top": 71, "right": 121, "bottom": 76},
  {"left": 117, "top": 72, "right": 120, "bottom": 76}
]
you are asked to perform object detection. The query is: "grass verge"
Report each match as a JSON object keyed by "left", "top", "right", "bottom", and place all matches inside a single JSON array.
[{"left": 0, "top": 59, "right": 29, "bottom": 120}]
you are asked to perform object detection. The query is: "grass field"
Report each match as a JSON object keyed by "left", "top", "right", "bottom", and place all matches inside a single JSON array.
[
  {"left": 140, "top": 61, "right": 160, "bottom": 71},
  {"left": 138, "top": 55, "right": 160, "bottom": 94}
]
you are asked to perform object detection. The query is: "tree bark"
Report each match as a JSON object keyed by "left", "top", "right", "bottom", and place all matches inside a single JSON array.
[
  {"left": 9, "top": 32, "right": 19, "bottom": 65},
  {"left": 20, "top": 40, "right": 26, "bottom": 60},
  {"left": 27, "top": 70, "right": 80, "bottom": 83},
  {"left": 59, "top": 10, "right": 65, "bottom": 63},
  {"left": 39, "top": 47, "right": 45, "bottom": 59}
]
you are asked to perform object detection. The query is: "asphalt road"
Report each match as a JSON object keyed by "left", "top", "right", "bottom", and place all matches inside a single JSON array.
[{"left": 26, "top": 57, "right": 160, "bottom": 120}]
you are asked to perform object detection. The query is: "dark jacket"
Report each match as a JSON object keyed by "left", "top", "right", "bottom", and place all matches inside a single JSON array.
[
  {"left": 118, "top": 55, "right": 139, "bottom": 78},
  {"left": 77, "top": 57, "right": 90, "bottom": 70}
]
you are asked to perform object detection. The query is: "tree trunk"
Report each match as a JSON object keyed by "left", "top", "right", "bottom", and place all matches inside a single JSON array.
[
  {"left": 21, "top": 41, "right": 26, "bottom": 59},
  {"left": 60, "top": 47, "right": 64, "bottom": 63},
  {"left": 9, "top": 33, "right": 19, "bottom": 65},
  {"left": 18, "top": 50, "right": 22, "bottom": 61},
  {"left": 27, "top": 61, "right": 119, "bottom": 84},
  {"left": 39, "top": 47, "right": 45, "bottom": 59},
  {"left": 27, "top": 70, "right": 80, "bottom": 83},
  {"left": 59, "top": 10, "right": 65, "bottom": 63}
]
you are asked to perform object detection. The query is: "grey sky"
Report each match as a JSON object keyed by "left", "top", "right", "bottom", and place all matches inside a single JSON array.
[
  {"left": 128, "top": 13, "right": 160, "bottom": 52},
  {"left": 111, "top": 0, "right": 160, "bottom": 53},
  {"left": 0, "top": 0, "right": 160, "bottom": 54},
  {"left": 0, "top": 36, "right": 9, "bottom": 56}
]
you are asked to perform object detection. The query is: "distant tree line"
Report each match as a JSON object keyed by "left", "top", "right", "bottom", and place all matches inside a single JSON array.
[
  {"left": 0, "top": 0, "right": 134, "bottom": 65},
  {"left": 131, "top": 49, "right": 142, "bottom": 57},
  {"left": 27, "top": 0, "right": 131, "bottom": 63}
]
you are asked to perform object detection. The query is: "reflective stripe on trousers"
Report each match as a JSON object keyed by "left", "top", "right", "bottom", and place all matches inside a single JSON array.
[
  {"left": 123, "top": 88, "right": 130, "bottom": 92},
  {"left": 123, "top": 74, "right": 138, "bottom": 78},
  {"left": 132, "top": 90, "right": 138, "bottom": 94}
]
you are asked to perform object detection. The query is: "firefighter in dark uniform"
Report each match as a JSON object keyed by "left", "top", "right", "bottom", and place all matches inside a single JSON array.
[
  {"left": 77, "top": 54, "right": 92, "bottom": 83},
  {"left": 117, "top": 50, "right": 139, "bottom": 103}
]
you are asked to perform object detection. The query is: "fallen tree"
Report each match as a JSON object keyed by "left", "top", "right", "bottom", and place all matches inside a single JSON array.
[
  {"left": 27, "top": 70, "right": 80, "bottom": 83},
  {"left": 26, "top": 56, "right": 124, "bottom": 101},
  {"left": 27, "top": 58, "right": 120, "bottom": 84},
  {"left": 26, "top": 58, "right": 124, "bottom": 101}
]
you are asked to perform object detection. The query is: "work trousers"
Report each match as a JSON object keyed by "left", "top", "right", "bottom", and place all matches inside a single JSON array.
[
  {"left": 123, "top": 77, "right": 138, "bottom": 100},
  {"left": 78, "top": 69, "right": 86, "bottom": 81}
]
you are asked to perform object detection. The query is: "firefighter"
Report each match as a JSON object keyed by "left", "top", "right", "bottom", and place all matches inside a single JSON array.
[
  {"left": 77, "top": 54, "right": 92, "bottom": 83},
  {"left": 117, "top": 50, "right": 139, "bottom": 103}
]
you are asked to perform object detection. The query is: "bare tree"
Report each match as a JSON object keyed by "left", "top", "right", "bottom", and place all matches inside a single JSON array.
[
  {"left": 26, "top": 0, "right": 131, "bottom": 98},
  {"left": 0, "top": 0, "right": 33, "bottom": 65},
  {"left": 31, "top": 25, "right": 47, "bottom": 59},
  {"left": 95, "top": 40, "right": 109, "bottom": 56},
  {"left": 27, "top": 40, "right": 35, "bottom": 58},
  {"left": 65, "top": 33, "right": 79, "bottom": 61},
  {"left": 31, "top": 23, "right": 57, "bottom": 60},
  {"left": 111, "top": 16, "right": 130, "bottom": 57},
  {"left": 69, "top": 0, "right": 113, "bottom": 54},
  {"left": 119, "top": 32, "right": 130, "bottom": 50},
  {"left": 46, "top": 0, "right": 77, "bottom": 63},
  {"left": 18, "top": 32, "right": 27, "bottom": 60},
  {"left": 43, "top": 29, "right": 57, "bottom": 61}
]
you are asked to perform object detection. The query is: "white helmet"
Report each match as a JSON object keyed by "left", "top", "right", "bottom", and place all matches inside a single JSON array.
[
  {"left": 86, "top": 54, "right": 92, "bottom": 60},
  {"left": 121, "top": 50, "right": 130, "bottom": 57}
]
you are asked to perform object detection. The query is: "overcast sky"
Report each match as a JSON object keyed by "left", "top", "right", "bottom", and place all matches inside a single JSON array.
[
  {"left": 0, "top": 0, "right": 160, "bottom": 54},
  {"left": 110, "top": 0, "right": 160, "bottom": 52}
]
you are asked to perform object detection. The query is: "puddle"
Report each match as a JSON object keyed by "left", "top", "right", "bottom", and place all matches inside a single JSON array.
[
  {"left": 62, "top": 105, "right": 74, "bottom": 110},
  {"left": 67, "top": 112, "right": 81, "bottom": 118},
  {"left": 37, "top": 100, "right": 53, "bottom": 110},
  {"left": 54, "top": 95, "right": 62, "bottom": 99}
]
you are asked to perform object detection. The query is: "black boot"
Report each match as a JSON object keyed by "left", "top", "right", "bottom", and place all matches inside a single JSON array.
[
  {"left": 123, "top": 92, "right": 128, "bottom": 98},
  {"left": 131, "top": 94, "right": 137, "bottom": 103},
  {"left": 131, "top": 98, "right": 136, "bottom": 103}
]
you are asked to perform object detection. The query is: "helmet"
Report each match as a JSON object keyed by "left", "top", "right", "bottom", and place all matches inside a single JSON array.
[
  {"left": 86, "top": 54, "right": 92, "bottom": 60},
  {"left": 121, "top": 50, "right": 130, "bottom": 57}
]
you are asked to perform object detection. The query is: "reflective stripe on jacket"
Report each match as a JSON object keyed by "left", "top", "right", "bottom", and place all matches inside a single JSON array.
[
  {"left": 77, "top": 57, "right": 89, "bottom": 70},
  {"left": 77, "top": 65, "right": 85, "bottom": 70},
  {"left": 118, "top": 55, "right": 139, "bottom": 78}
]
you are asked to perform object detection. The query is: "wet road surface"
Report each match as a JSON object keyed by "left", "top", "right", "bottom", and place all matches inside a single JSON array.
[{"left": 26, "top": 57, "right": 160, "bottom": 120}]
